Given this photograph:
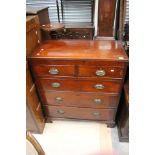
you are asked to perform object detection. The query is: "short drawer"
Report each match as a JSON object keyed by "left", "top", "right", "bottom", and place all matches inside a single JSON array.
[
  {"left": 31, "top": 65, "right": 75, "bottom": 77},
  {"left": 43, "top": 105, "right": 116, "bottom": 121},
  {"left": 40, "top": 91, "right": 119, "bottom": 108},
  {"left": 78, "top": 66, "right": 125, "bottom": 78},
  {"left": 36, "top": 78, "right": 122, "bottom": 93}
]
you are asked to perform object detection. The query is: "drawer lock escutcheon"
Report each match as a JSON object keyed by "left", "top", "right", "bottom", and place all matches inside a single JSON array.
[
  {"left": 96, "top": 69, "right": 106, "bottom": 76},
  {"left": 57, "top": 109, "right": 65, "bottom": 115},
  {"left": 93, "top": 112, "right": 100, "bottom": 117},
  {"left": 55, "top": 97, "right": 63, "bottom": 103},
  {"left": 94, "top": 98, "right": 102, "bottom": 104},
  {"left": 94, "top": 84, "right": 104, "bottom": 90},
  {"left": 51, "top": 82, "right": 61, "bottom": 88},
  {"left": 49, "top": 68, "right": 59, "bottom": 75}
]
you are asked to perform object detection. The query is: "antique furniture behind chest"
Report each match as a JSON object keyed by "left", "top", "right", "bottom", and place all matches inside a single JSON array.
[
  {"left": 26, "top": 6, "right": 51, "bottom": 41},
  {"left": 49, "top": 26, "right": 94, "bottom": 40},
  {"left": 96, "top": 0, "right": 116, "bottom": 39},
  {"left": 26, "top": 7, "right": 50, "bottom": 25},
  {"left": 26, "top": 15, "right": 45, "bottom": 133},
  {"left": 28, "top": 40, "right": 128, "bottom": 127},
  {"left": 117, "top": 79, "right": 129, "bottom": 141}
]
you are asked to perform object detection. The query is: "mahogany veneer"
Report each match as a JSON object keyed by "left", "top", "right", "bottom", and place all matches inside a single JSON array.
[
  {"left": 97, "top": 0, "right": 116, "bottom": 37},
  {"left": 39, "top": 91, "right": 119, "bottom": 108},
  {"left": 32, "top": 65, "right": 75, "bottom": 77},
  {"left": 44, "top": 105, "right": 116, "bottom": 121},
  {"left": 28, "top": 40, "right": 128, "bottom": 127},
  {"left": 29, "top": 40, "right": 128, "bottom": 60},
  {"left": 78, "top": 66, "right": 125, "bottom": 79},
  {"left": 36, "top": 78, "right": 122, "bottom": 93}
]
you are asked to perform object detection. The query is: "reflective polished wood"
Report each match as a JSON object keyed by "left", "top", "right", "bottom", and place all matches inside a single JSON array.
[
  {"left": 97, "top": 0, "right": 116, "bottom": 37},
  {"left": 28, "top": 40, "right": 128, "bottom": 127},
  {"left": 39, "top": 91, "right": 120, "bottom": 108},
  {"left": 28, "top": 40, "right": 128, "bottom": 61},
  {"left": 36, "top": 78, "right": 122, "bottom": 93}
]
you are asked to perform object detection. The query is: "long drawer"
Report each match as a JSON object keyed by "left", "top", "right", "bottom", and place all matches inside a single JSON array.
[
  {"left": 40, "top": 91, "right": 119, "bottom": 108},
  {"left": 36, "top": 78, "right": 122, "bottom": 93},
  {"left": 43, "top": 105, "right": 116, "bottom": 121}
]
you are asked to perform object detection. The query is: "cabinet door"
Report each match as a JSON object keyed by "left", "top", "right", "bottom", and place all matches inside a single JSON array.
[{"left": 98, "top": 0, "right": 116, "bottom": 37}]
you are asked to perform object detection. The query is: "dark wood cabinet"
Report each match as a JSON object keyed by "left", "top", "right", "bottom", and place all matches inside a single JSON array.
[
  {"left": 97, "top": 0, "right": 116, "bottom": 38},
  {"left": 117, "top": 80, "right": 129, "bottom": 142},
  {"left": 26, "top": 7, "right": 51, "bottom": 40},
  {"left": 26, "top": 7, "right": 50, "bottom": 25},
  {"left": 28, "top": 40, "right": 128, "bottom": 127},
  {"left": 26, "top": 16, "right": 45, "bottom": 133}
]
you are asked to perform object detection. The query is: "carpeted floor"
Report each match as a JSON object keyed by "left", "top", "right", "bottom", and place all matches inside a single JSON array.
[{"left": 33, "top": 120, "right": 129, "bottom": 155}]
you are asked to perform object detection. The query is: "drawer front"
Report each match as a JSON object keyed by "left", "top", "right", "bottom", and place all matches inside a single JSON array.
[
  {"left": 32, "top": 65, "right": 75, "bottom": 77},
  {"left": 36, "top": 78, "right": 122, "bottom": 93},
  {"left": 40, "top": 91, "right": 119, "bottom": 108},
  {"left": 43, "top": 105, "right": 116, "bottom": 121},
  {"left": 78, "top": 66, "right": 125, "bottom": 78}
]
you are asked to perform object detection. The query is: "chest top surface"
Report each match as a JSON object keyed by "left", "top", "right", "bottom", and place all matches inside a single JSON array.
[{"left": 28, "top": 40, "right": 128, "bottom": 62}]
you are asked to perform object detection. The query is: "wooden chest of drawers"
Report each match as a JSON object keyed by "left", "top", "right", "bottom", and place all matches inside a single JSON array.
[{"left": 28, "top": 40, "right": 128, "bottom": 127}]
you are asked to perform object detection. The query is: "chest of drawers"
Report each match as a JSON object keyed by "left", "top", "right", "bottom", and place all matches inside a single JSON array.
[{"left": 28, "top": 40, "right": 128, "bottom": 127}]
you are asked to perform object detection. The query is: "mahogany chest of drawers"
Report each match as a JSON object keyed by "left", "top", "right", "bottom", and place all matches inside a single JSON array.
[{"left": 28, "top": 40, "right": 128, "bottom": 127}]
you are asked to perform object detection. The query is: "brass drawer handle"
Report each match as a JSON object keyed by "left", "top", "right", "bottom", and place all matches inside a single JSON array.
[
  {"left": 57, "top": 109, "right": 65, "bottom": 114},
  {"left": 49, "top": 68, "right": 59, "bottom": 75},
  {"left": 93, "top": 112, "right": 100, "bottom": 117},
  {"left": 94, "top": 84, "right": 104, "bottom": 90},
  {"left": 55, "top": 97, "right": 63, "bottom": 103},
  {"left": 94, "top": 98, "right": 102, "bottom": 104},
  {"left": 51, "top": 82, "right": 61, "bottom": 88},
  {"left": 96, "top": 69, "right": 106, "bottom": 76}
]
